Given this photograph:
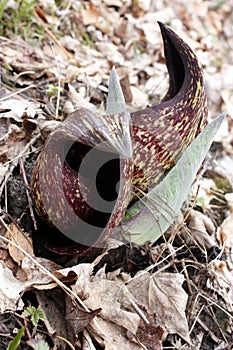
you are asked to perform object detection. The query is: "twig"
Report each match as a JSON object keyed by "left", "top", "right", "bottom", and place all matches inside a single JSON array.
[
  {"left": 130, "top": 299, "right": 150, "bottom": 324},
  {"left": 33, "top": 9, "right": 72, "bottom": 60},
  {"left": 0, "top": 84, "right": 36, "bottom": 101},
  {"left": 55, "top": 335, "right": 76, "bottom": 350},
  {"left": 19, "top": 158, "right": 37, "bottom": 231},
  {"left": 181, "top": 259, "right": 193, "bottom": 295},
  {"left": 50, "top": 42, "right": 61, "bottom": 119},
  {"left": 0, "top": 134, "right": 41, "bottom": 199},
  {"left": 197, "top": 317, "right": 220, "bottom": 343},
  {"left": 0, "top": 218, "right": 87, "bottom": 308},
  {"left": 0, "top": 219, "right": 108, "bottom": 341}
]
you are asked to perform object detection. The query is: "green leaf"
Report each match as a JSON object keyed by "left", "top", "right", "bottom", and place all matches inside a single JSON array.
[
  {"left": 7, "top": 326, "right": 25, "bottom": 350},
  {"left": 106, "top": 67, "right": 126, "bottom": 114},
  {"left": 22, "top": 306, "right": 45, "bottom": 327},
  {"left": 27, "top": 339, "right": 50, "bottom": 350},
  {"left": 123, "top": 113, "right": 225, "bottom": 245}
]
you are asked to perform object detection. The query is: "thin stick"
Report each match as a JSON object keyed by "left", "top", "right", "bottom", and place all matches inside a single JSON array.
[
  {"left": 54, "top": 335, "right": 76, "bottom": 350},
  {"left": 130, "top": 299, "right": 150, "bottom": 324},
  {"left": 19, "top": 158, "right": 37, "bottom": 231},
  {"left": 197, "top": 317, "right": 220, "bottom": 343},
  {"left": 33, "top": 9, "right": 72, "bottom": 60},
  {"left": 0, "top": 134, "right": 41, "bottom": 198},
  {"left": 0, "top": 218, "right": 88, "bottom": 308},
  {"left": 0, "top": 219, "right": 108, "bottom": 340},
  {"left": 0, "top": 84, "right": 36, "bottom": 101},
  {"left": 50, "top": 42, "right": 61, "bottom": 119}
]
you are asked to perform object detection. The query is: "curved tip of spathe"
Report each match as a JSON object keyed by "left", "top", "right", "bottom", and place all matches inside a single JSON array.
[{"left": 157, "top": 21, "right": 178, "bottom": 39}]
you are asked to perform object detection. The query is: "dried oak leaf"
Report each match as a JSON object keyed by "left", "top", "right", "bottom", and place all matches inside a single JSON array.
[{"left": 82, "top": 277, "right": 140, "bottom": 334}]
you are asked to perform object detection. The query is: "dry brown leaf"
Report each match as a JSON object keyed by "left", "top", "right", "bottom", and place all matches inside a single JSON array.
[
  {"left": 0, "top": 96, "right": 41, "bottom": 190},
  {"left": 38, "top": 119, "right": 61, "bottom": 140},
  {"left": 73, "top": 264, "right": 95, "bottom": 295},
  {"left": 0, "top": 98, "right": 39, "bottom": 121},
  {"left": 5, "top": 222, "right": 34, "bottom": 265},
  {"left": 130, "top": 86, "right": 148, "bottom": 108},
  {"left": 71, "top": 268, "right": 142, "bottom": 349},
  {"left": 127, "top": 271, "right": 190, "bottom": 342},
  {"left": 82, "top": 278, "right": 140, "bottom": 335},
  {"left": 36, "top": 290, "right": 69, "bottom": 344},
  {"left": 21, "top": 256, "right": 62, "bottom": 288},
  {"left": 0, "top": 261, "right": 25, "bottom": 312},
  {"left": 182, "top": 209, "right": 217, "bottom": 250},
  {"left": 81, "top": 3, "right": 99, "bottom": 26},
  {"left": 88, "top": 316, "right": 142, "bottom": 350},
  {"left": 95, "top": 42, "right": 124, "bottom": 65},
  {"left": 217, "top": 213, "right": 233, "bottom": 250},
  {"left": 208, "top": 260, "right": 233, "bottom": 312},
  {"left": 136, "top": 309, "right": 164, "bottom": 350},
  {"left": 216, "top": 194, "right": 233, "bottom": 254},
  {"left": 66, "top": 306, "right": 101, "bottom": 335},
  {"left": 64, "top": 83, "right": 97, "bottom": 111},
  {"left": 21, "top": 259, "right": 94, "bottom": 294}
]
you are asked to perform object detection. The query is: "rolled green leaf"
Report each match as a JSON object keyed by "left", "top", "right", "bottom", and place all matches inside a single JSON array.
[{"left": 124, "top": 113, "right": 225, "bottom": 245}]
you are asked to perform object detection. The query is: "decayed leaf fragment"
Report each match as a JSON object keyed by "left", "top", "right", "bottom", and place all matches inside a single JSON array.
[{"left": 81, "top": 2, "right": 99, "bottom": 26}]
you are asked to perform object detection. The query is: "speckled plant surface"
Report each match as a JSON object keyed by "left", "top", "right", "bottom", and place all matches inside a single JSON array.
[
  {"left": 30, "top": 22, "right": 208, "bottom": 253},
  {"left": 0, "top": 1, "right": 233, "bottom": 349}
]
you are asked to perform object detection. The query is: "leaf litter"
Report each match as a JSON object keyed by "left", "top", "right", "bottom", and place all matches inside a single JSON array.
[{"left": 0, "top": 0, "right": 233, "bottom": 349}]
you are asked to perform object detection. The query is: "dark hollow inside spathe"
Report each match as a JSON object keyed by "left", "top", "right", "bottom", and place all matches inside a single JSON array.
[{"left": 63, "top": 140, "right": 121, "bottom": 230}]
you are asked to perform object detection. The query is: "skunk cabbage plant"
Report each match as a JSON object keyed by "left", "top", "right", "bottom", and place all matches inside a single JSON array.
[{"left": 31, "top": 22, "right": 215, "bottom": 255}]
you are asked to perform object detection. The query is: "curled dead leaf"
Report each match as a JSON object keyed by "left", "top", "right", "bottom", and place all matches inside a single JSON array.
[
  {"left": 66, "top": 307, "right": 101, "bottom": 335},
  {"left": 208, "top": 260, "right": 233, "bottom": 312},
  {"left": 182, "top": 209, "right": 217, "bottom": 250},
  {"left": 81, "top": 3, "right": 99, "bottom": 26},
  {"left": 5, "top": 222, "right": 34, "bottom": 266}
]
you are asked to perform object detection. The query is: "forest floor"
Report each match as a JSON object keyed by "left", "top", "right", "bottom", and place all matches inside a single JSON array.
[{"left": 0, "top": 0, "right": 233, "bottom": 349}]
